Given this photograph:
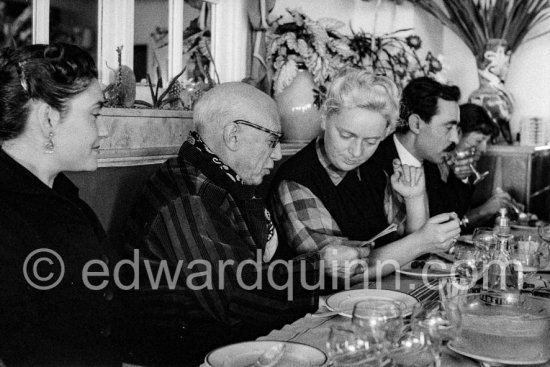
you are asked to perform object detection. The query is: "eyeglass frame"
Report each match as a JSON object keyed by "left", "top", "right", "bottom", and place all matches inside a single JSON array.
[{"left": 233, "top": 119, "right": 283, "bottom": 148}]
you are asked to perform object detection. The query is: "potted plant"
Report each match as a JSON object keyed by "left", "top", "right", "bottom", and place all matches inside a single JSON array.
[
  {"left": 348, "top": 29, "right": 445, "bottom": 90},
  {"left": 266, "top": 8, "right": 355, "bottom": 143},
  {"left": 410, "top": 0, "right": 550, "bottom": 144},
  {"left": 98, "top": 46, "right": 194, "bottom": 165}
]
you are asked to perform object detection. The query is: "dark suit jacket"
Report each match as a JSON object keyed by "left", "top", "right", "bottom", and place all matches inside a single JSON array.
[{"left": 364, "top": 134, "right": 474, "bottom": 218}]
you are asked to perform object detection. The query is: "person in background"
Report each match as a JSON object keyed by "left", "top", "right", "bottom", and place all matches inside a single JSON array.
[
  {"left": 365, "top": 76, "right": 473, "bottom": 224},
  {"left": 0, "top": 43, "right": 122, "bottom": 365},
  {"left": 124, "top": 82, "right": 369, "bottom": 365},
  {"left": 449, "top": 103, "right": 514, "bottom": 228},
  {"left": 270, "top": 69, "right": 460, "bottom": 281}
]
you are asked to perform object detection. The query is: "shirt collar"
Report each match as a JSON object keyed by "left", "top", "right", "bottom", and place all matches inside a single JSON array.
[
  {"left": 393, "top": 134, "right": 422, "bottom": 167},
  {"left": 315, "top": 137, "right": 361, "bottom": 186}
]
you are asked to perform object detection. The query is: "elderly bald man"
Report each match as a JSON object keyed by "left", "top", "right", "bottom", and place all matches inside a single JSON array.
[{"left": 123, "top": 82, "right": 369, "bottom": 365}]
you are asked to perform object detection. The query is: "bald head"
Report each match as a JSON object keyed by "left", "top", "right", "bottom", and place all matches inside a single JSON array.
[
  {"left": 191, "top": 82, "right": 283, "bottom": 185},
  {"left": 193, "top": 82, "right": 279, "bottom": 142}
]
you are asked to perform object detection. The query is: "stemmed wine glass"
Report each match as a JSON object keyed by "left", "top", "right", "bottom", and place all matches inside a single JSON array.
[{"left": 446, "top": 148, "right": 489, "bottom": 184}]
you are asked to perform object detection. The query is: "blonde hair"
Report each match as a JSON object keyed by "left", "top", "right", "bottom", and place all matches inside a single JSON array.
[{"left": 322, "top": 69, "right": 400, "bottom": 130}]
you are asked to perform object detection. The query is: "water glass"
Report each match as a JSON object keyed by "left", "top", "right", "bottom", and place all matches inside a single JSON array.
[
  {"left": 453, "top": 244, "right": 483, "bottom": 281},
  {"left": 510, "top": 235, "right": 542, "bottom": 286},
  {"left": 411, "top": 300, "right": 462, "bottom": 343},
  {"left": 327, "top": 325, "right": 388, "bottom": 367},
  {"left": 389, "top": 328, "right": 438, "bottom": 367},
  {"left": 472, "top": 227, "right": 496, "bottom": 254},
  {"left": 438, "top": 277, "right": 471, "bottom": 302},
  {"left": 352, "top": 300, "right": 404, "bottom": 347}
]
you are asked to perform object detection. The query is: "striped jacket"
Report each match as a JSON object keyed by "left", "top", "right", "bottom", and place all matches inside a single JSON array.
[{"left": 124, "top": 141, "right": 319, "bottom": 356}]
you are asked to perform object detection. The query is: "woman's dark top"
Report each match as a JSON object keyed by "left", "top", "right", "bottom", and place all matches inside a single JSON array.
[
  {"left": 271, "top": 139, "right": 390, "bottom": 251},
  {"left": 0, "top": 148, "right": 121, "bottom": 365}
]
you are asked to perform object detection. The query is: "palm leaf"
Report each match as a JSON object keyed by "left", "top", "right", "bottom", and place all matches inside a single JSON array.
[{"left": 412, "top": 0, "right": 550, "bottom": 56}]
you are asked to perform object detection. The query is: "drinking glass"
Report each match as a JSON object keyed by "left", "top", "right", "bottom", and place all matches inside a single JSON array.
[
  {"left": 539, "top": 223, "right": 550, "bottom": 243},
  {"left": 411, "top": 300, "right": 462, "bottom": 366},
  {"left": 472, "top": 227, "right": 496, "bottom": 254},
  {"left": 389, "top": 328, "right": 438, "bottom": 367},
  {"left": 538, "top": 224, "right": 550, "bottom": 269},
  {"left": 411, "top": 300, "right": 462, "bottom": 342},
  {"left": 446, "top": 148, "right": 489, "bottom": 184},
  {"left": 453, "top": 244, "right": 483, "bottom": 282},
  {"left": 352, "top": 300, "right": 404, "bottom": 348},
  {"left": 510, "top": 235, "right": 542, "bottom": 286},
  {"left": 326, "top": 325, "right": 388, "bottom": 367}
]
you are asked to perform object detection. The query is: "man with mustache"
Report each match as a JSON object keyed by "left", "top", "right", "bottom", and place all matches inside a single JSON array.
[
  {"left": 364, "top": 76, "right": 473, "bottom": 224},
  {"left": 270, "top": 70, "right": 460, "bottom": 281}
]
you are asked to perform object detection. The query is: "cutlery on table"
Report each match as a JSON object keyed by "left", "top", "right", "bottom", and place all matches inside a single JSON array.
[{"left": 361, "top": 223, "right": 398, "bottom": 247}]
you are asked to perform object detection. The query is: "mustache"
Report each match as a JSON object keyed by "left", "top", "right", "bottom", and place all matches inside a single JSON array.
[{"left": 444, "top": 143, "right": 456, "bottom": 152}]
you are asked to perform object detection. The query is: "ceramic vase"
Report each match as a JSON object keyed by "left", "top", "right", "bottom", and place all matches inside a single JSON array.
[
  {"left": 274, "top": 69, "right": 322, "bottom": 144},
  {"left": 469, "top": 39, "right": 514, "bottom": 144}
]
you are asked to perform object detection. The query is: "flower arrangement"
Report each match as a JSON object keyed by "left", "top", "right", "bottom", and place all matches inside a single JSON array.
[
  {"left": 267, "top": 8, "right": 445, "bottom": 97},
  {"left": 348, "top": 29, "right": 445, "bottom": 89},
  {"left": 266, "top": 8, "right": 355, "bottom": 94},
  {"left": 410, "top": 0, "right": 550, "bottom": 60}
]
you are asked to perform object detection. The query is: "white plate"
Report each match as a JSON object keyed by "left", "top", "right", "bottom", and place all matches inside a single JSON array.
[
  {"left": 396, "top": 260, "right": 453, "bottom": 279},
  {"left": 325, "top": 289, "right": 418, "bottom": 317},
  {"left": 204, "top": 340, "right": 327, "bottom": 367},
  {"left": 448, "top": 341, "right": 550, "bottom": 365}
]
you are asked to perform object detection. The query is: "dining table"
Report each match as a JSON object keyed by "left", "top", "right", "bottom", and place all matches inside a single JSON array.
[
  {"left": 201, "top": 226, "right": 550, "bottom": 366},
  {"left": 256, "top": 261, "right": 550, "bottom": 367}
]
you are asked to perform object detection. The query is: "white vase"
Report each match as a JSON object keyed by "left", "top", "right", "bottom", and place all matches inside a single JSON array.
[
  {"left": 469, "top": 39, "right": 514, "bottom": 144},
  {"left": 274, "top": 70, "right": 322, "bottom": 144}
]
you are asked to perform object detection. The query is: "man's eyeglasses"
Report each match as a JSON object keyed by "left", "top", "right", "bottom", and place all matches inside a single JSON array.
[{"left": 233, "top": 119, "right": 283, "bottom": 148}]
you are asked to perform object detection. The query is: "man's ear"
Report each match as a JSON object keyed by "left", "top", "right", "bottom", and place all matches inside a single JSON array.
[
  {"left": 223, "top": 122, "right": 239, "bottom": 151},
  {"left": 320, "top": 115, "right": 327, "bottom": 131},
  {"left": 37, "top": 103, "right": 61, "bottom": 138},
  {"left": 407, "top": 114, "right": 422, "bottom": 134}
]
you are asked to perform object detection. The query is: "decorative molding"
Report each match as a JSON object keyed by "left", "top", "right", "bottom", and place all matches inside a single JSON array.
[
  {"left": 168, "top": 0, "right": 184, "bottom": 79},
  {"left": 32, "top": 0, "right": 49, "bottom": 44},
  {"left": 97, "top": 141, "right": 306, "bottom": 168},
  {"left": 98, "top": 0, "right": 134, "bottom": 86}
]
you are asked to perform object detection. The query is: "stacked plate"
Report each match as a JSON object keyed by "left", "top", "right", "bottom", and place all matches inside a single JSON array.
[{"left": 204, "top": 340, "right": 327, "bottom": 367}]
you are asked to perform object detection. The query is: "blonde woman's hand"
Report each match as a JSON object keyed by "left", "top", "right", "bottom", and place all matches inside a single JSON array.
[
  {"left": 416, "top": 212, "right": 461, "bottom": 252},
  {"left": 320, "top": 244, "right": 370, "bottom": 280},
  {"left": 390, "top": 159, "right": 426, "bottom": 199}
]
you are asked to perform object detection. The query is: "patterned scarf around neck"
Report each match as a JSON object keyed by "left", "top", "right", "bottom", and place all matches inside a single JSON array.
[{"left": 187, "top": 131, "right": 277, "bottom": 261}]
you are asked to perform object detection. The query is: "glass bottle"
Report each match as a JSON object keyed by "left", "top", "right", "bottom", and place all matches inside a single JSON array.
[{"left": 494, "top": 208, "right": 511, "bottom": 237}]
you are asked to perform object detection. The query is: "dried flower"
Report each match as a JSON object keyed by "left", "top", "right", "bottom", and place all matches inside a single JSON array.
[
  {"left": 406, "top": 35, "right": 422, "bottom": 50},
  {"left": 348, "top": 29, "right": 444, "bottom": 90}
]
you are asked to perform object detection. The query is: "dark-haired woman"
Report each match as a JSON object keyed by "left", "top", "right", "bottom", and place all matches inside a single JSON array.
[
  {"left": 454, "top": 103, "right": 514, "bottom": 228},
  {"left": 0, "top": 43, "right": 121, "bottom": 365}
]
